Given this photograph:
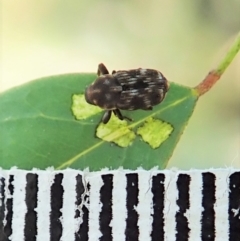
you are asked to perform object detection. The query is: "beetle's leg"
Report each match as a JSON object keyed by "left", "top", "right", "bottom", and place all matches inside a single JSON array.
[
  {"left": 113, "top": 109, "right": 132, "bottom": 122},
  {"left": 113, "top": 109, "right": 123, "bottom": 120},
  {"left": 112, "top": 70, "right": 116, "bottom": 74},
  {"left": 102, "top": 110, "right": 112, "bottom": 124},
  {"left": 98, "top": 63, "right": 109, "bottom": 76}
]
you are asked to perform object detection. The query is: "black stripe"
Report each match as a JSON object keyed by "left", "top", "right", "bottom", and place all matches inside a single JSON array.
[
  {"left": 24, "top": 173, "right": 38, "bottom": 241},
  {"left": 4, "top": 175, "right": 14, "bottom": 239},
  {"left": 176, "top": 174, "right": 190, "bottom": 241},
  {"left": 151, "top": 173, "right": 165, "bottom": 241},
  {"left": 0, "top": 177, "right": 8, "bottom": 241},
  {"left": 125, "top": 174, "right": 139, "bottom": 241},
  {"left": 100, "top": 174, "right": 113, "bottom": 241},
  {"left": 229, "top": 171, "right": 240, "bottom": 241},
  {"left": 201, "top": 172, "right": 216, "bottom": 241},
  {"left": 50, "top": 173, "right": 63, "bottom": 241},
  {"left": 77, "top": 182, "right": 90, "bottom": 241}
]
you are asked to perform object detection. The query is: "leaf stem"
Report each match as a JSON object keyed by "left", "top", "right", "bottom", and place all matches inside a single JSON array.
[{"left": 195, "top": 33, "right": 240, "bottom": 96}]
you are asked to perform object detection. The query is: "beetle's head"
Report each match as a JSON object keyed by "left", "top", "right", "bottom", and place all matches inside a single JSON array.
[
  {"left": 85, "top": 75, "right": 120, "bottom": 109},
  {"left": 84, "top": 83, "right": 95, "bottom": 105}
]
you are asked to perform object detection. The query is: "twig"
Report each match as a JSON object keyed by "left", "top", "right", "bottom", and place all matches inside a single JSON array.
[{"left": 195, "top": 33, "right": 240, "bottom": 96}]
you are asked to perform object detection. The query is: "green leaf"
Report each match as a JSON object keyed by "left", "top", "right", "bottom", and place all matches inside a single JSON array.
[{"left": 0, "top": 73, "right": 198, "bottom": 170}]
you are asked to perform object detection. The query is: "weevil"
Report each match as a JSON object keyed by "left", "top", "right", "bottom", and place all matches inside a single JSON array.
[{"left": 85, "top": 63, "right": 169, "bottom": 124}]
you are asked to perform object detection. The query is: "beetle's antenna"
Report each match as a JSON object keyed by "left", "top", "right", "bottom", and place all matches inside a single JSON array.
[{"left": 98, "top": 63, "right": 109, "bottom": 76}]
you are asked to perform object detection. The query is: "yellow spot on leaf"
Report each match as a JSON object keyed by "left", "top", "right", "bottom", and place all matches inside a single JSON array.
[
  {"left": 71, "top": 94, "right": 102, "bottom": 120},
  {"left": 137, "top": 117, "right": 173, "bottom": 149},
  {"left": 96, "top": 115, "right": 136, "bottom": 147}
]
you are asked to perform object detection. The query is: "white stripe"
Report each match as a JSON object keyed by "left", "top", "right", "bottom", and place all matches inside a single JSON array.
[
  {"left": 214, "top": 169, "right": 230, "bottom": 241},
  {"left": 11, "top": 169, "right": 27, "bottom": 241},
  {"left": 111, "top": 170, "right": 127, "bottom": 241},
  {"left": 187, "top": 170, "right": 203, "bottom": 241},
  {"left": 137, "top": 170, "right": 153, "bottom": 241},
  {"left": 163, "top": 170, "right": 178, "bottom": 241},
  {"left": 36, "top": 170, "right": 55, "bottom": 241},
  {"left": 61, "top": 170, "right": 79, "bottom": 241},
  {"left": 87, "top": 172, "right": 103, "bottom": 241}
]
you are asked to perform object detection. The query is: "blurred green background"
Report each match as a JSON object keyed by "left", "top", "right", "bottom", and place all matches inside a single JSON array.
[{"left": 1, "top": 0, "right": 239, "bottom": 169}]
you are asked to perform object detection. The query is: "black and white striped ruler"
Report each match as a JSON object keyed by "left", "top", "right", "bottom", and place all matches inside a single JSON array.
[{"left": 0, "top": 169, "right": 240, "bottom": 241}]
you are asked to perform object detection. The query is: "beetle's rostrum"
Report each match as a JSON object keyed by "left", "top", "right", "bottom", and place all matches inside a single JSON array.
[{"left": 85, "top": 63, "right": 169, "bottom": 124}]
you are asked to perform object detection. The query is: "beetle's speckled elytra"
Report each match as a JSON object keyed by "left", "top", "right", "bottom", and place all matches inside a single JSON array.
[{"left": 85, "top": 63, "right": 169, "bottom": 124}]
